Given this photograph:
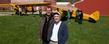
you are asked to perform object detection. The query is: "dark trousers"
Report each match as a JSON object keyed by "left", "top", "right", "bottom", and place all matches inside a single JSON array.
[{"left": 42, "top": 40, "right": 49, "bottom": 44}]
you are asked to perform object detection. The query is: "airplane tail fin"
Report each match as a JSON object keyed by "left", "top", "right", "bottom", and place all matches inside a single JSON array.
[{"left": 89, "top": 11, "right": 100, "bottom": 23}]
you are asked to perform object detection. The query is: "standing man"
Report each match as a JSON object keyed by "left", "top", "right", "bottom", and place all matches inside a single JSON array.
[
  {"left": 18, "top": 7, "right": 22, "bottom": 16},
  {"left": 14, "top": 5, "right": 19, "bottom": 15},
  {"left": 39, "top": 7, "right": 54, "bottom": 44},
  {"left": 47, "top": 12, "right": 68, "bottom": 44},
  {"left": 75, "top": 9, "right": 83, "bottom": 24}
]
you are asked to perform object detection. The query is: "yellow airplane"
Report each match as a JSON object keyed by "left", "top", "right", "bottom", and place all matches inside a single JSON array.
[
  {"left": 16, "top": 2, "right": 50, "bottom": 12},
  {"left": 0, "top": 2, "right": 50, "bottom": 11},
  {"left": 71, "top": 9, "right": 100, "bottom": 23},
  {"left": 52, "top": 5, "right": 100, "bottom": 23},
  {"left": 0, "top": 4, "right": 16, "bottom": 10},
  {"left": 0, "top": 2, "right": 50, "bottom": 15}
]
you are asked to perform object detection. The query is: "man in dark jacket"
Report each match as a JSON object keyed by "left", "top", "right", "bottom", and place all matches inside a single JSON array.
[
  {"left": 39, "top": 7, "right": 54, "bottom": 44},
  {"left": 47, "top": 12, "right": 68, "bottom": 44},
  {"left": 75, "top": 9, "right": 83, "bottom": 24}
]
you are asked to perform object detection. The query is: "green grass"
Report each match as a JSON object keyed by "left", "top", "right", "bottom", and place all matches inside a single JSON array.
[
  {"left": 67, "top": 16, "right": 109, "bottom": 44},
  {"left": 0, "top": 16, "right": 109, "bottom": 44},
  {"left": 0, "top": 16, "right": 41, "bottom": 44}
]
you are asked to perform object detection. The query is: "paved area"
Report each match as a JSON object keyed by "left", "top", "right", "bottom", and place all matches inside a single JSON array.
[{"left": 0, "top": 12, "right": 15, "bottom": 16}]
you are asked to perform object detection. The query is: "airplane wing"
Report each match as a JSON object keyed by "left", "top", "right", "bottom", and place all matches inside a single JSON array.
[
  {"left": 0, "top": 4, "right": 16, "bottom": 7},
  {"left": 17, "top": 2, "right": 50, "bottom": 6}
]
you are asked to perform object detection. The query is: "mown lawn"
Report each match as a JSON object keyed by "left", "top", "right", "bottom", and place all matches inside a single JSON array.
[{"left": 0, "top": 15, "right": 109, "bottom": 44}]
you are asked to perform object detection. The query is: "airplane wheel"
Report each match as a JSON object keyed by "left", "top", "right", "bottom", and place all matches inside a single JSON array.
[{"left": 89, "top": 17, "right": 96, "bottom": 23}]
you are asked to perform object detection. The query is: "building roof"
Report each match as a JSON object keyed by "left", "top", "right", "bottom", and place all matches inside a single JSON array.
[{"left": 0, "top": 0, "right": 11, "bottom": 4}]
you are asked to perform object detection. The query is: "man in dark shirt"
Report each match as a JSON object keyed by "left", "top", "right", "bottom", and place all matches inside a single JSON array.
[{"left": 39, "top": 7, "right": 54, "bottom": 44}]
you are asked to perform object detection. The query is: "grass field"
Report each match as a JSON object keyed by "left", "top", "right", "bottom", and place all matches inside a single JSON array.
[{"left": 0, "top": 15, "right": 109, "bottom": 44}]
